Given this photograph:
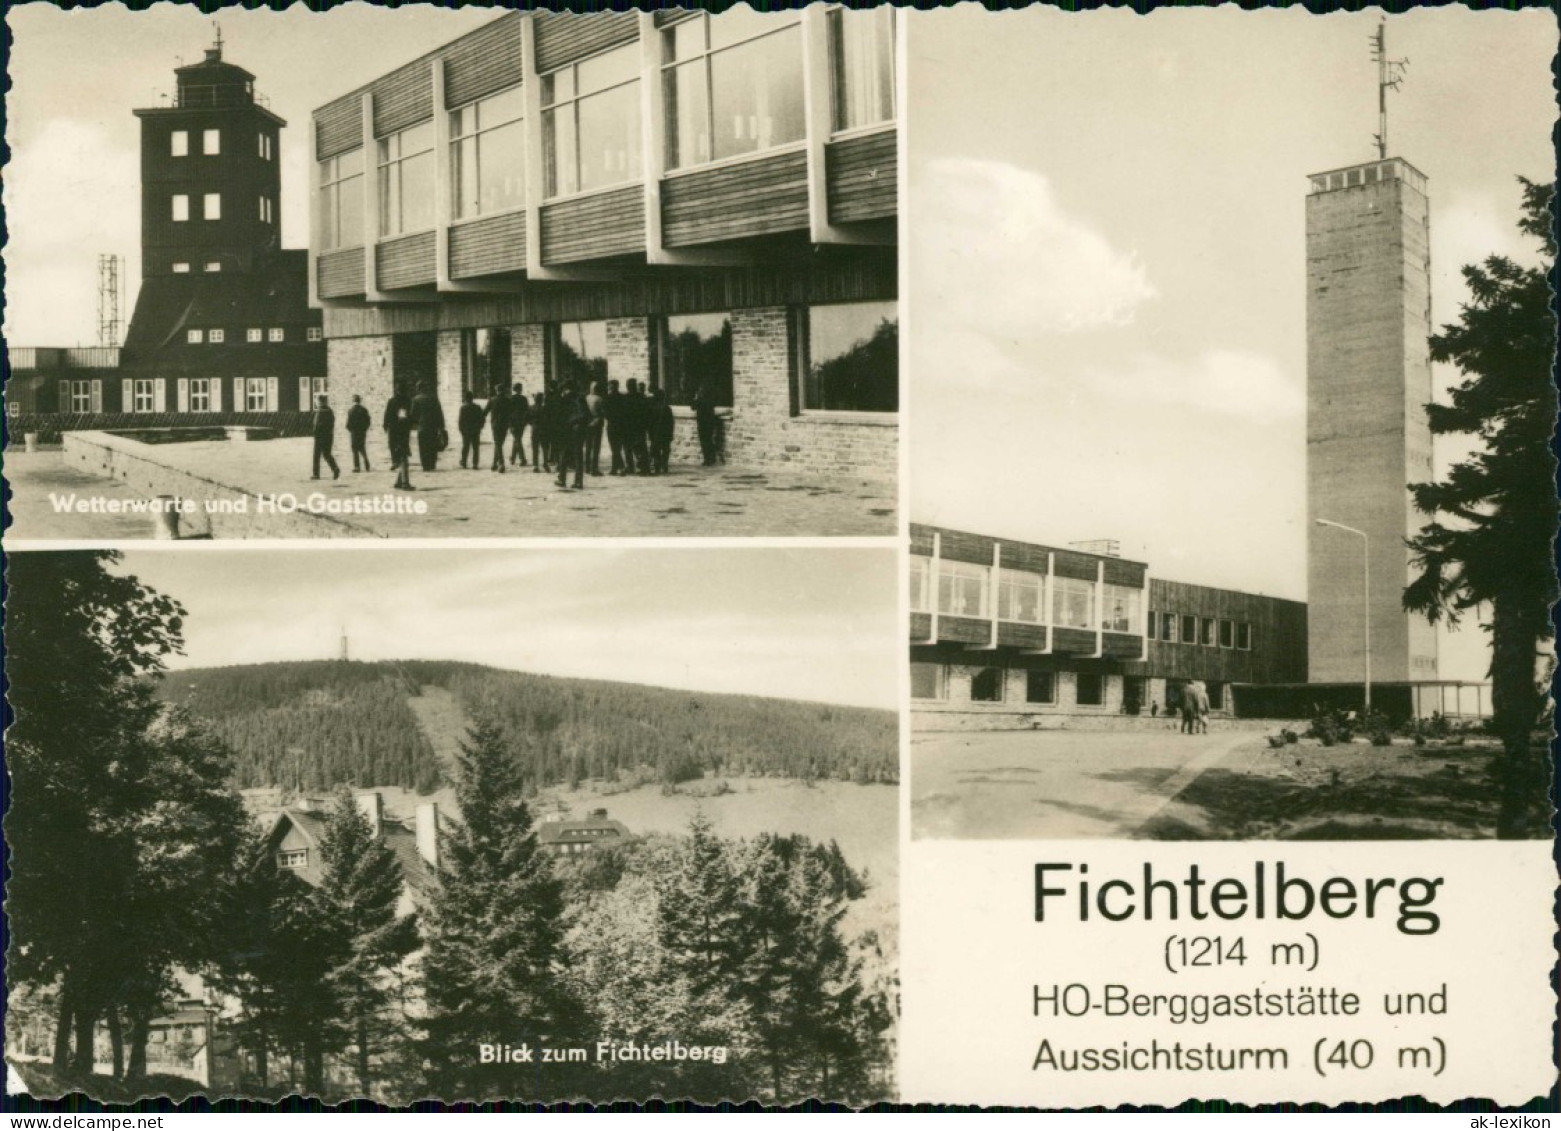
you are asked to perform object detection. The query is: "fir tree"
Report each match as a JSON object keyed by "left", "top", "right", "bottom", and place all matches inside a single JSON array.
[
  {"left": 418, "top": 720, "right": 589, "bottom": 1100},
  {"left": 319, "top": 791, "right": 420, "bottom": 1100},
  {"left": 1405, "top": 178, "right": 1558, "bottom": 838}
]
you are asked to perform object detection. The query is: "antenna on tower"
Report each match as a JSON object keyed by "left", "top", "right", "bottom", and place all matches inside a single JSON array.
[
  {"left": 212, "top": 20, "right": 224, "bottom": 58},
  {"left": 1370, "top": 19, "right": 1409, "bottom": 160},
  {"left": 96, "top": 254, "right": 123, "bottom": 348}
]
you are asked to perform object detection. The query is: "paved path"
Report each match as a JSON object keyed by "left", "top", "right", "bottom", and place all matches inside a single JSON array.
[
  {"left": 9, "top": 435, "right": 895, "bottom": 540},
  {"left": 911, "top": 727, "right": 1255, "bottom": 840},
  {"left": 3, "top": 451, "right": 156, "bottom": 542}
]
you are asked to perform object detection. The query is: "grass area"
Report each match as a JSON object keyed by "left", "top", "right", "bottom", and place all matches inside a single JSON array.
[{"left": 1138, "top": 736, "right": 1545, "bottom": 840}]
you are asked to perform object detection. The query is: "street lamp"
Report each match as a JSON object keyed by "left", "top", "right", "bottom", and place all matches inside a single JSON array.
[{"left": 1315, "top": 519, "right": 1371, "bottom": 713}]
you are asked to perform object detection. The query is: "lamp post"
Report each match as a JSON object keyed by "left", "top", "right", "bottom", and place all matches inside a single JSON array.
[{"left": 1315, "top": 518, "right": 1371, "bottom": 713}]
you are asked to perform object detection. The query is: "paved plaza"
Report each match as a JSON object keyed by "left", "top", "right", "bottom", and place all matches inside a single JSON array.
[
  {"left": 3, "top": 437, "right": 896, "bottom": 540},
  {"left": 911, "top": 727, "right": 1258, "bottom": 840}
]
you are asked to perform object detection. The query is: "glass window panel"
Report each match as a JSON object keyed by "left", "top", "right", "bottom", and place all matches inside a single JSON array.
[
  {"left": 576, "top": 84, "right": 642, "bottom": 193},
  {"left": 1076, "top": 673, "right": 1105, "bottom": 707},
  {"left": 203, "top": 193, "right": 221, "bottom": 220},
  {"left": 1102, "top": 584, "right": 1139, "bottom": 633},
  {"left": 543, "top": 106, "right": 576, "bottom": 197},
  {"left": 1219, "top": 619, "right": 1235, "bottom": 648},
  {"left": 710, "top": 27, "right": 804, "bottom": 161},
  {"left": 709, "top": 8, "right": 798, "bottom": 51},
  {"left": 453, "top": 136, "right": 480, "bottom": 219},
  {"left": 171, "top": 130, "right": 188, "bottom": 156},
  {"left": 665, "top": 60, "right": 711, "bottom": 170},
  {"left": 402, "top": 120, "right": 435, "bottom": 156},
  {"left": 1236, "top": 623, "right": 1252, "bottom": 650},
  {"left": 998, "top": 569, "right": 1043, "bottom": 624},
  {"left": 484, "top": 85, "right": 526, "bottom": 127},
  {"left": 1200, "top": 617, "right": 1216, "bottom": 646},
  {"left": 203, "top": 128, "right": 221, "bottom": 155},
  {"left": 479, "top": 119, "right": 525, "bottom": 214},
  {"left": 666, "top": 18, "right": 705, "bottom": 63},
  {"left": 970, "top": 667, "right": 1004, "bottom": 703},
  {"left": 578, "top": 44, "right": 639, "bottom": 94},
  {"left": 1181, "top": 615, "right": 1197, "bottom": 643},
  {"left": 172, "top": 195, "right": 189, "bottom": 221},
  {"left": 400, "top": 149, "right": 435, "bottom": 232},
  {"left": 338, "top": 179, "right": 363, "bottom": 247},
  {"left": 937, "top": 561, "right": 989, "bottom": 619},
  {"left": 379, "top": 167, "right": 397, "bottom": 235},
  {"left": 542, "top": 69, "right": 573, "bottom": 107},
  {"left": 662, "top": 313, "right": 731, "bottom": 407},
  {"left": 339, "top": 148, "right": 364, "bottom": 178},
  {"left": 553, "top": 321, "right": 609, "bottom": 390},
  {"left": 910, "top": 663, "right": 944, "bottom": 700},
  {"left": 803, "top": 302, "right": 898, "bottom": 412},
  {"left": 1026, "top": 670, "right": 1055, "bottom": 704},
  {"left": 831, "top": 8, "right": 895, "bottom": 132},
  {"left": 909, "top": 557, "right": 930, "bottom": 613},
  {"left": 451, "top": 105, "right": 476, "bottom": 139},
  {"left": 1053, "top": 578, "right": 1095, "bottom": 629}
]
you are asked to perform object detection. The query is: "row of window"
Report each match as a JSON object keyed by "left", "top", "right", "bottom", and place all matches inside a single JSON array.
[
  {"left": 168, "top": 193, "right": 274, "bottom": 225},
  {"left": 321, "top": 8, "right": 895, "bottom": 249},
  {"left": 184, "top": 327, "right": 321, "bottom": 344},
  {"left": 910, "top": 556, "right": 1143, "bottom": 634},
  {"left": 1148, "top": 611, "right": 1253, "bottom": 651},
  {"left": 169, "top": 127, "right": 274, "bottom": 160},
  {"left": 458, "top": 301, "right": 897, "bottom": 415},
  {"left": 911, "top": 664, "right": 1097, "bottom": 707},
  {"left": 64, "top": 376, "right": 326, "bottom": 414}
]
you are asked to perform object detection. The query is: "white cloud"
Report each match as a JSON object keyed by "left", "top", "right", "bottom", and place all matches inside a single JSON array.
[
  {"left": 914, "top": 157, "right": 1156, "bottom": 341},
  {"left": 1087, "top": 348, "right": 1303, "bottom": 423}
]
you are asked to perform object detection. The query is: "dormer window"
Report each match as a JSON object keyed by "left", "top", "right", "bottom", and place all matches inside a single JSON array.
[{"left": 278, "top": 849, "right": 307, "bottom": 869}]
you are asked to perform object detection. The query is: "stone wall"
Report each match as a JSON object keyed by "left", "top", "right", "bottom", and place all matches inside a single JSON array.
[{"left": 326, "top": 336, "right": 395, "bottom": 419}]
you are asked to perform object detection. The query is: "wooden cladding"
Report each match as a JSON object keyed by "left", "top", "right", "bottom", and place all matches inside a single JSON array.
[
  {"left": 533, "top": 10, "right": 638, "bottom": 74},
  {"left": 1102, "top": 633, "right": 1143, "bottom": 660},
  {"left": 1052, "top": 628, "right": 1098, "bottom": 656},
  {"left": 450, "top": 211, "right": 527, "bottom": 279},
  {"left": 1103, "top": 558, "right": 1146, "bottom": 587},
  {"left": 540, "top": 187, "right": 645, "bottom": 264},
  {"left": 445, "top": 15, "right": 523, "bottom": 109},
  {"left": 1147, "top": 578, "right": 1308, "bottom": 685},
  {"left": 826, "top": 131, "right": 896, "bottom": 225},
  {"left": 316, "top": 99, "right": 363, "bottom": 161},
  {"left": 318, "top": 248, "right": 366, "bottom": 298},
  {"left": 998, "top": 622, "right": 1048, "bottom": 651},
  {"left": 376, "top": 232, "right": 437, "bottom": 290},
  {"left": 911, "top": 525, "right": 1144, "bottom": 582},
  {"left": 938, "top": 617, "right": 989, "bottom": 646},
  {"left": 372, "top": 64, "right": 434, "bottom": 139},
  {"left": 662, "top": 151, "right": 809, "bottom": 248}
]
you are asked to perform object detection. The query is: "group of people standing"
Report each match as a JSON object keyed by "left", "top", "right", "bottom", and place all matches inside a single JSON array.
[{"left": 311, "top": 379, "right": 721, "bottom": 493}]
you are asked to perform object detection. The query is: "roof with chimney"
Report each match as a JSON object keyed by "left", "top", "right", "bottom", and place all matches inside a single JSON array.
[
  {"left": 261, "top": 798, "right": 438, "bottom": 899},
  {"left": 536, "top": 809, "right": 633, "bottom": 850}
]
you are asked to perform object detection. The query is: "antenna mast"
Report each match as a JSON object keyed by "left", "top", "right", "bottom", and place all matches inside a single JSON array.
[
  {"left": 96, "top": 254, "right": 123, "bottom": 348},
  {"left": 1370, "top": 20, "right": 1409, "bottom": 160},
  {"left": 339, "top": 626, "right": 350, "bottom": 661}
]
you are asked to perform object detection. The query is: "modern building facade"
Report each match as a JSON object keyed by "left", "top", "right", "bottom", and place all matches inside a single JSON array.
[
  {"left": 1305, "top": 156, "right": 1439, "bottom": 685},
  {"left": 909, "top": 525, "right": 1308, "bottom": 727},
  {"left": 309, "top": 9, "right": 898, "bottom": 478}
]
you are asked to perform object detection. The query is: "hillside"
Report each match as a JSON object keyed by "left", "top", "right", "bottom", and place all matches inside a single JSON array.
[{"left": 156, "top": 659, "right": 898, "bottom": 794}]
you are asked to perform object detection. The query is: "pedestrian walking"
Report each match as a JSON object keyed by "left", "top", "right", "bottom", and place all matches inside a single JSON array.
[
  {"left": 384, "top": 391, "right": 414, "bottom": 491},
  {"left": 311, "top": 393, "right": 341, "bottom": 481},
  {"left": 345, "top": 394, "right": 372, "bottom": 472},
  {"left": 457, "top": 390, "right": 485, "bottom": 469},
  {"left": 411, "top": 383, "right": 446, "bottom": 472}
]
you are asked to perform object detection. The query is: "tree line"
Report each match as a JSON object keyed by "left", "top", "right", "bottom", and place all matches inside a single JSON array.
[
  {"left": 6, "top": 556, "right": 892, "bottom": 1103},
  {"left": 160, "top": 659, "right": 898, "bottom": 794}
]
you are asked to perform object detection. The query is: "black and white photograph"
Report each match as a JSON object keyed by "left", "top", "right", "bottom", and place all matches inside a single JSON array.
[
  {"left": 3, "top": 6, "right": 899, "bottom": 540},
  {"left": 905, "top": 7, "right": 1555, "bottom": 842},
  {"left": 3, "top": 545, "right": 899, "bottom": 1103}
]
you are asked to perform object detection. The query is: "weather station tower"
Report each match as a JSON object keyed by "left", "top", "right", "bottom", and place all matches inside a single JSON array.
[{"left": 1304, "top": 20, "right": 1439, "bottom": 690}]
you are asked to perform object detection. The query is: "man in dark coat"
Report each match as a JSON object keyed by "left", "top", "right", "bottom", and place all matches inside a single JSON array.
[
  {"left": 487, "top": 384, "right": 511, "bottom": 473},
  {"left": 345, "top": 394, "right": 372, "bottom": 472},
  {"left": 693, "top": 381, "right": 721, "bottom": 467},
  {"left": 311, "top": 393, "right": 341, "bottom": 481},
  {"left": 625, "top": 380, "right": 652, "bottom": 476},
  {"left": 649, "top": 388, "right": 675, "bottom": 475},
  {"left": 410, "top": 383, "right": 446, "bottom": 472},
  {"left": 604, "top": 379, "right": 626, "bottom": 476},
  {"left": 384, "top": 391, "right": 414, "bottom": 491},
  {"left": 529, "top": 389, "right": 550, "bottom": 472},
  {"left": 457, "top": 390, "right": 486, "bottom": 470},
  {"left": 554, "top": 383, "right": 589, "bottom": 490},
  {"left": 507, "top": 382, "right": 529, "bottom": 467}
]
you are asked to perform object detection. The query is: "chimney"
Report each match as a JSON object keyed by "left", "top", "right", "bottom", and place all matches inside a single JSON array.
[
  {"left": 355, "top": 791, "right": 383, "bottom": 839},
  {"left": 416, "top": 803, "right": 441, "bottom": 869}
]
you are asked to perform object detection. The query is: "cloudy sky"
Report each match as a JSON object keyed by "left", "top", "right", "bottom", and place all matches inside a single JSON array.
[
  {"left": 907, "top": 6, "right": 1555, "bottom": 680},
  {"left": 5, "top": 3, "right": 497, "bottom": 345},
  {"left": 110, "top": 546, "right": 898, "bottom": 711}
]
